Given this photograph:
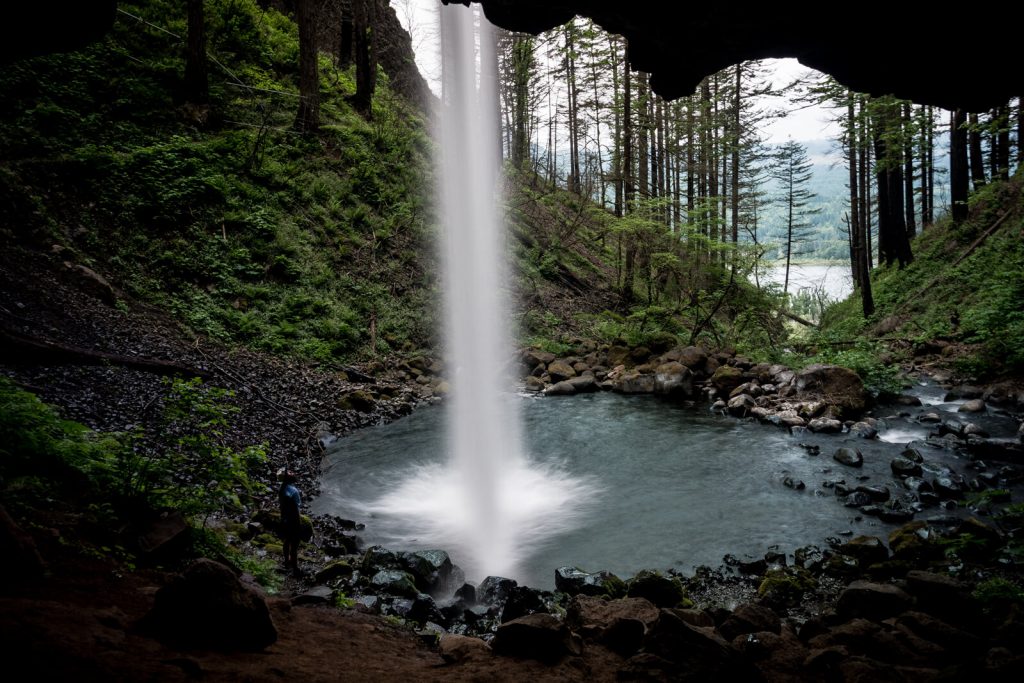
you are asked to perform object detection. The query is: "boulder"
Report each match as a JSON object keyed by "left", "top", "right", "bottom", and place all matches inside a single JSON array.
[
  {"left": 544, "top": 380, "right": 576, "bottom": 396},
  {"left": 143, "top": 559, "right": 277, "bottom": 651},
  {"left": 567, "top": 374, "right": 599, "bottom": 393},
  {"left": 400, "top": 549, "right": 456, "bottom": 595},
  {"left": 730, "top": 381, "right": 762, "bottom": 398},
  {"left": 642, "top": 609, "right": 762, "bottom": 681},
  {"left": 491, "top": 613, "right": 581, "bottom": 663},
  {"left": 677, "top": 346, "right": 709, "bottom": 371},
  {"left": 524, "top": 376, "right": 546, "bottom": 392},
  {"left": 855, "top": 484, "right": 890, "bottom": 502},
  {"left": 718, "top": 603, "right": 782, "bottom": 641},
  {"left": 565, "top": 595, "right": 660, "bottom": 635},
  {"left": 653, "top": 362, "right": 693, "bottom": 397},
  {"left": 958, "top": 399, "right": 986, "bottom": 413},
  {"left": 849, "top": 421, "right": 878, "bottom": 439},
  {"left": 371, "top": 570, "right": 420, "bottom": 598},
  {"left": 887, "top": 522, "right": 937, "bottom": 563},
  {"left": 794, "top": 364, "right": 868, "bottom": 415},
  {"left": 501, "top": 585, "right": 549, "bottom": 623},
  {"left": 478, "top": 576, "right": 517, "bottom": 607},
  {"left": 338, "top": 390, "right": 376, "bottom": 412},
  {"left": 838, "top": 535, "right": 889, "bottom": 567},
  {"left": 438, "top": 633, "right": 491, "bottom": 663},
  {"left": 292, "top": 585, "right": 334, "bottom": 605},
  {"left": 546, "top": 360, "right": 577, "bottom": 383},
  {"left": 613, "top": 371, "right": 656, "bottom": 394},
  {"left": 727, "top": 393, "right": 757, "bottom": 417},
  {"left": 314, "top": 560, "right": 353, "bottom": 585},
  {"left": 63, "top": 261, "right": 117, "bottom": 305},
  {"left": 627, "top": 570, "right": 690, "bottom": 608},
  {"left": 710, "top": 365, "right": 744, "bottom": 393},
  {"left": 836, "top": 581, "right": 913, "bottom": 620},
  {"left": 554, "top": 566, "right": 623, "bottom": 597},
  {"left": 809, "top": 418, "right": 843, "bottom": 433},
  {"left": 896, "top": 394, "right": 923, "bottom": 406},
  {"left": 890, "top": 456, "right": 922, "bottom": 477},
  {"left": 833, "top": 447, "right": 864, "bottom": 467}
]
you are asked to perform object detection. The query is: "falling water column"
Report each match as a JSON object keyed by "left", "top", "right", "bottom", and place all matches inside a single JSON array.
[{"left": 438, "top": 4, "right": 524, "bottom": 576}]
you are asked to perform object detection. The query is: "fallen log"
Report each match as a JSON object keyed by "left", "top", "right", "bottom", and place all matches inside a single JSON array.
[{"left": 0, "top": 328, "right": 211, "bottom": 378}]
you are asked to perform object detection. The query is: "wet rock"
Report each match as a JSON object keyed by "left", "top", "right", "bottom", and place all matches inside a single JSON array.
[
  {"left": 783, "top": 476, "right": 805, "bottom": 490},
  {"left": 314, "top": 560, "right": 353, "bottom": 585},
  {"left": 894, "top": 611, "right": 983, "bottom": 655},
  {"left": 546, "top": 360, "right": 577, "bottom": 383},
  {"left": 554, "top": 566, "right": 623, "bottom": 597},
  {"left": 849, "top": 421, "right": 878, "bottom": 439},
  {"left": 939, "top": 419, "right": 966, "bottom": 437},
  {"left": 890, "top": 456, "right": 923, "bottom": 477},
  {"left": 626, "top": 570, "right": 690, "bottom": 608},
  {"left": 932, "top": 474, "right": 966, "bottom": 498},
  {"left": 794, "top": 545, "right": 825, "bottom": 572},
  {"left": 855, "top": 484, "right": 890, "bottom": 502},
  {"left": 543, "top": 380, "right": 575, "bottom": 396},
  {"left": 400, "top": 549, "right": 456, "bottom": 595},
  {"left": 653, "top": 361, "right": 693, "bottom": 396},
  {"left": 836, "top": 581, "right": 913, "bottom": 620},
  {"left": 478, "top": 576, "right": 517, "bottom": 607},
  {"left": 901, "top": 447, "right": 924, "bottom": 463},
  {"left": 371, "top": 570, "right": 420, "bottom": 598},
  {"left": 567, "top": 374, "right": 598, "bottom": 393},
  {"left": 896, "top": 394, "right": 923, "bottom": 406},
  {"left": 502, "top": 585, "right": 549, "bottom": 623},
  {"left": 833, "top": 447, "right": 864, "bottom": 467},
  {"left": 946, "top": 385, "right": 984, "bottom": 400},
  {"left": 799, "top": 401, "right": 827, "bottom": 419},
  {"left": 491, "top": 613, "right": 581, "bottom": 663},
  {"left": 904, "top": 571, "right": 977, "bottom": 623},
  {"left": 524, "top": 376, "right": 546, "bottom": 392},
  {"left": 566, "top": 595, "right": 660, "bottom": 635},
  {"left": 959, "top": 398, "right": 986, "bottom": 413},
  {"left": 453, "top": 583, "right": 476, "bottom": 604},
  {"left": 838, "top": 535, "right": 889, "bottom": 567},
  {"left": 727, "top": 393, "right": 757, "bottom": 417},
  {"left": 809, "top": 417, "right": 843, "bottom": 433},
  {"left": 143, "top": 559, "right": 277, "bottom": 651}
]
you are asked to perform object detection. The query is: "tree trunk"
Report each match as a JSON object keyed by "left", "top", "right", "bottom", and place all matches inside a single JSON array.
[
  {"left": 352, "top": 0, "right": 377, "bottom": 118},
  {"left": 996, "top": 105, "right": 1010, "bottom": 180},
  {"left": 621, "top": 43, "right": 635, "bottom": 306},
  {"left": 338, "top": 0, "right": 354, "bottom": 69},
  {"left": 968, "top": 112, "right": 986, "bottom": 190},
  {"left": 294, "top": 0, "right": 320, "bottom": 133},
  {"left": 950, "top": 109, "right": 970, "bottom": 223},
  {"left": 184, "top": 0, "right": 208, "bottom": 105},
  {"left": 847, "top": 94, "right": 861, "bottom": 288},
  {"left": 731, "top": 63, "right": 741, "bottom": 246},
  {"left": 902, "top": 102, "right": 916, "bottom": 238},
  {"left": 609, "top": 35, "right": 622, "bottom": 217}
]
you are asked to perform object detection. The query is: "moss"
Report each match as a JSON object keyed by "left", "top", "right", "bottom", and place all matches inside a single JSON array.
[{"left": 757, "top": 567, "right": 817, "bottom": 608}]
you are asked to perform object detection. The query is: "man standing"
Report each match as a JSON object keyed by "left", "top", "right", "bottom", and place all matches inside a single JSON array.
[{"left": 278, "top": 469, "right": 302, "bottom": 577}]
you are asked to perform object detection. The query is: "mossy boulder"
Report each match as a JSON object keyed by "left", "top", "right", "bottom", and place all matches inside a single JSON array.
[
  {"left": 757, "top": 568, "right": 818, "bottom": 609},
  {"left": 838, "top": 535, "right": 889, "bottom": 567},
  {"left": 626, "top": 570, "right": 692, "bottom": 608},
  {"left": 315, "top": 560, "right": 354, "bottom": 585},
  {"left": 888, "top": 521, "right": 939, "bottom": 562},
  {"left": 338, "top": 390, "right": 376, "bottom": 412},
  {"left": 710, "top": 365, "right": 744, "bottom": 393}
]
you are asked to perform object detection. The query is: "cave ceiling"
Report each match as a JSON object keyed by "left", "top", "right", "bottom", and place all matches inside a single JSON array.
[{"left": 451, "top": 0, "right": 1016, "bottom": 111}]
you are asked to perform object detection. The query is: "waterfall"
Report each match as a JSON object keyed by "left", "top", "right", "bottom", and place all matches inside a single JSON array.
[{"left": 362, "top": 3, "right": 598, "bottom": 583}]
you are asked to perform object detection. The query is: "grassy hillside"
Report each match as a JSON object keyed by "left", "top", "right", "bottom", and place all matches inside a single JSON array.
[
  {"left": 0, "top": 0, "right": 437, "bottom": 363},
  {"left": 819, "top": 174, "right": 1024, "bottom": 379}
]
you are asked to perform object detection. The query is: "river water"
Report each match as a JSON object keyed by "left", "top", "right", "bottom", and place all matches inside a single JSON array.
[
  {"left": 758, "top": 263, "right": 853, "bottom": 301},
  {"left": 315, "top": 391, "right": 977, "bottom": 590}
]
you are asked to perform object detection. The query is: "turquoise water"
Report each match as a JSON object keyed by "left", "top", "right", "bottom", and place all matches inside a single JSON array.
[{"left": 315, "top": 392, "right": 912, "bottom": 589}]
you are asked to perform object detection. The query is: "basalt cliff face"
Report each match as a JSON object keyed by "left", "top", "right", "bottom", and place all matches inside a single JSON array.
[{"left": 454, "top": 0, "right": 1015, "bottom": 111}]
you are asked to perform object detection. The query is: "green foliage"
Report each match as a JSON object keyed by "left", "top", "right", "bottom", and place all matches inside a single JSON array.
[
  {"left": 0, "top": 0, "right": 435, "bottom": 363},
  {"left": 973, "top": 577, "right": 1024, "bottom": 610},
  {"left": 333, "top": 592, "right": 356, "bottom": 609},
  {"left": 189, "top": 526, "right": 282, "bottom": 592},
  {"left": 818, "top": 177, "right": 1024, "bottom": 379}
]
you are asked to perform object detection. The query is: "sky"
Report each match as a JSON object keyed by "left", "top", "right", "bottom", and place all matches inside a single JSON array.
[{"left": 390, "top": 0, "right": 840, "bottom": 146}]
